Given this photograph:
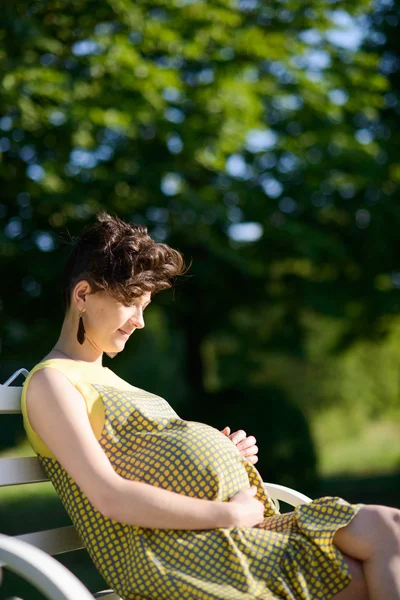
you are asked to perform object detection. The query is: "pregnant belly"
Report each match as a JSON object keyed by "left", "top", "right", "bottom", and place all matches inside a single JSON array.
[{"left": 107, "top": 420, "right": 266, "bottom": 503}]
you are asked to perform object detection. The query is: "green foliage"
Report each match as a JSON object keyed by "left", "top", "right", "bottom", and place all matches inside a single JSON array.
[{"left": 1, "top": 0, "right": 400, "bottom": 483}]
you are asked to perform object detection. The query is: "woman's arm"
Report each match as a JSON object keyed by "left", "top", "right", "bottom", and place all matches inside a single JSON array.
[
  {"left": 107, "top": 479, "right": 264, "bottom": 530},
  {"left": 106, "top": 477, "right": 236, "bottom": 529},
  {"left": 25, "top": 367, "right": 241, "bottom": 530}
]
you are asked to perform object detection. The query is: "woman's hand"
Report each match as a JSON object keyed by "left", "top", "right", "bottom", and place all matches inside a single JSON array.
[
  {"left": 227, "top": 486, "right": 265, "bottom": 528},
  {"left": 220, "top": 426, "right": 259, "bottom": 464}
]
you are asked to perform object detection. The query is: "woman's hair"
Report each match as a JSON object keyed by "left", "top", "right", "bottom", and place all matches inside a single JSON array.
[{"left": 62, "top": 211, "right": 188, "bottom": 313}]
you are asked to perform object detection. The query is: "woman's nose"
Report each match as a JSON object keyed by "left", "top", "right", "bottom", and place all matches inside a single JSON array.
[{"left": 131, "top": 311, "right": 145, "bottom": 329}]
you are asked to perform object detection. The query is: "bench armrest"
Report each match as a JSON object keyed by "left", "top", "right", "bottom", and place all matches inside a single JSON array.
[
  {"left": 263, "top": 482, "right": 313, "bottom": 511},
  {"left": 0, "top": 533, "right": 94, "bottom": 600}
]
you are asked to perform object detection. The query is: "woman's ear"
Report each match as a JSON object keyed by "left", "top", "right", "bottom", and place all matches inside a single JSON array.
[{"left": 74, "top": 280, "right": 92, "bottom": 310}]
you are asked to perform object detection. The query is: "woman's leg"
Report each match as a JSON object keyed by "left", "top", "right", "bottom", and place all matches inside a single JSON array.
[{"left": 332, "top": 505, "right": 400, "bottom": 599}]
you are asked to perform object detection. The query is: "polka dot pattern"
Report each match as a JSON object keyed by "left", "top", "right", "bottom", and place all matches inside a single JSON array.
[{"left": 35, "top": 377, "right": 364, "bottom": 600}]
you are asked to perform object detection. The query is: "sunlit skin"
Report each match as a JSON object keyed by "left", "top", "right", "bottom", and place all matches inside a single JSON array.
[
  {"left": 47, "top": 281, "right": 152, "bottom": 366},
  {"left": 220, "top": 426, "right": 258, "bottom": 463}
]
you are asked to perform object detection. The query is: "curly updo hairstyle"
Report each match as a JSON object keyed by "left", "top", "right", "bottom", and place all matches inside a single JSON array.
[{"left": 62, "top": 211, "right": 188, "bottom": 313}]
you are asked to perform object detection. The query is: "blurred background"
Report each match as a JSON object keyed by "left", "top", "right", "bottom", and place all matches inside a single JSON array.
[{"left": 1, "top": 0, "right": 400, "bottom": 596}]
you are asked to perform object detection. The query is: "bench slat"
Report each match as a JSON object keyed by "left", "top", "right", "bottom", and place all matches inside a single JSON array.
[
  {"left": 0, "top": 527, "right": 83, "bottom": 567},
  {"left": 0, "top": 383, "right": 24, "bottom": 414},
  {"left": 16, "top": 526, "right": 84, "bottom": 555},
  {"left": 0, "top": 457, "right": 48, "bottom": 486}
]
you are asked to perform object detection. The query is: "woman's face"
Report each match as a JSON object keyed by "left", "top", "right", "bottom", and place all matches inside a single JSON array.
[{"left": 77, "top": 283, "right": 152, "bottom": 354}]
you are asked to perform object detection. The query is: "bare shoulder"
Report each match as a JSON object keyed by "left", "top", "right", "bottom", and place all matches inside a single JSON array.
[
  {"left": 29, "top": 364, "right": 68, "bottom": 383},
  {"left": 25, "top": 366, "right": 120, "bottom": 516},
  {"left": 25, "top": 366, "right": 89, "bottom": 457},
  {"left": 26, "top": 366, "right": 78, "bottom": 411}
]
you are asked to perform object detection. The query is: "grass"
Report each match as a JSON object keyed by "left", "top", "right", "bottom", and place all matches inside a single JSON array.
[{"left": 313, "top": 413, "right": 400, "bottom": 477}]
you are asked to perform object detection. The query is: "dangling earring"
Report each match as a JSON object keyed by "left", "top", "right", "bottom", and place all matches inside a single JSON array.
[
  {"left": 76, "top": 308, "right": 119, "bottom": 359},
  {"left": 77, "top": 310, "right": 86, "bottom": 345}
]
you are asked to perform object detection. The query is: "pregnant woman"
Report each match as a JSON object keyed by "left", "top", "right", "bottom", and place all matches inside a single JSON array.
[{"left": 21, "top": 211, "right": 400, "bottom": 599}]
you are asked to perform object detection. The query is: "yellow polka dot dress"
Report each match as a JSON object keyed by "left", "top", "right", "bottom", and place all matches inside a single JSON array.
[{"left": 21, "top": 359, "right": 364, "bottom": 600}]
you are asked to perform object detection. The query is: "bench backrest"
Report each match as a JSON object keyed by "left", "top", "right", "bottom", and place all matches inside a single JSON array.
[{"left": 0, "top": 368, "right": 119, "bottom": 599}]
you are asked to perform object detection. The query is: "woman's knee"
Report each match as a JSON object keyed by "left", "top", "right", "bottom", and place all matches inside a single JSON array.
[
  {"left": 333, "top": 505, "right": 400, "bottom": 561},
  {"left": 362, "top": 504, "right": 399, "bottom": 527}
]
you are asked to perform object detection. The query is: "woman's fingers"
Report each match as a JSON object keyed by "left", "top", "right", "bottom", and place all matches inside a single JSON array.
[
  {"left": 236, "top": 435, "right": 257, "bottom": 450},
  {"left": 242, "top": 443, "right": 258, "bottom": 455},
  {"left": 241, "top": 444, "right": 259, "bottom": 463},
  {"left": 229, "top": 429, "right": 248, "bottom": 445},
  {"left": 225, "top": 430, "right": 259, "bottom": 464}
]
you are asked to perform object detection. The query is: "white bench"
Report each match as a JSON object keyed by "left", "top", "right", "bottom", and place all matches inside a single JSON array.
[{"left": 0, "top": 368, "right": 312, "bottom": 600}]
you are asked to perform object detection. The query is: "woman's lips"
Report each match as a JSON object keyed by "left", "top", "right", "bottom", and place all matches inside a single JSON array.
[{"left": 118, "top": 329, "right": 129, "bottom": 337}]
